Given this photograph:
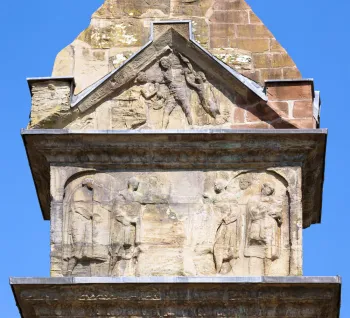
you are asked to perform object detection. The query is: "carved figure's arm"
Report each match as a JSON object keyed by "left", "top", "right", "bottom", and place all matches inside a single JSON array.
[
  {"left": 185, "top": 72, "right": 200, "bottom": 90},
  {"left": 116, "top": 214, "right": 136, "bottom": 226},
  {"left": 223, "top": 206, "right": 239, "bottom": 225},
  {"left": 268, "top": 202, "right": 283, "bottom": 226},
  {"left": 178, "top": 52, "right": 194, "bottom": 73},
  {"left": 155, "top": 86, "right": 167, "bottom": 101}
]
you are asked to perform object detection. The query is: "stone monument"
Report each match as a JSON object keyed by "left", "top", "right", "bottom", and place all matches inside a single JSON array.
[{"left": 11, "top": 0, "right": 341, "bottom": 316}]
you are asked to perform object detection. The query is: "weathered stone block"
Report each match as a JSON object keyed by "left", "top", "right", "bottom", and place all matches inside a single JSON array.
[
  {"left": 253, "top": 53, "right": 271, "bottom": 68},
  {"left": 271, "top": 118, "right": 315, "bottom": 129},
  {"left": 246, "top": 103, "right": 281, "bottom": 122},
  {"left": 237, "top": 24, "right": 273, "bottom": 38},
  {"left": 268, "top": 101, "right": 290, "bottom": 118},
  {"left": 283, "top": 67, "right": 302, "bottom": 79},
  {"left": 266, "top": 81, "right": 314, "bottom": 101},
  {"left": 260, "top": 68, "right": 283, "bottom": 81},
  {"left": 249, "top": 10, "right": 263, "bottom": 24},
  {"left": 293, "top": 100, "right": 314, "bottom": 118},
  {"left": 271, "top": 53, "right": 295, "bottom": 68},
  {"left": 210, "top": 23, "right": 235, "bottom": 38},
  {"left": 210, "top": 10, "right": 249, "bottom": 24},
  {"left": 213, "top": 0, "right": 250, "bottom": 10},
  {"left": 231, "top": 38, "right": 270, "bottom": 53},
  {"left": 29, "top": 78, "right": 73, "bottom": 128},
  {"left": 233, "top": 106, "right": 245, "bottom": 123}
]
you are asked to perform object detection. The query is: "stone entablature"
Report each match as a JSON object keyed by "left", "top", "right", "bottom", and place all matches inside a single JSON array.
[
  {"left": 22, "top": 129, "right": 326, "bottom": 278},
  {"left": 11, "top": 277, "right": 341, "bottom": 318}
]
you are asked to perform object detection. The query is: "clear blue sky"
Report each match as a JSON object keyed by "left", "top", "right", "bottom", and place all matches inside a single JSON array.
[{"left": 0, "top": 0, "right": 348, "bottom": 316}]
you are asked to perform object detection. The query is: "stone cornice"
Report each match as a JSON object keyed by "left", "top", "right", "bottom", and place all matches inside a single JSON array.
[
  {"left": 22, "top": 129, "right": 327, "bottom": 228},
  {"left": 11, "top": 276, "right": 340, "bottom": 318}
]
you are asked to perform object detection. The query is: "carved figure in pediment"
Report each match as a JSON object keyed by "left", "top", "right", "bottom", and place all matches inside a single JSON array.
[
  {"left": 179, "top": 54, "right": 220, "bottom": 119},
  {"left": 113, "top": 87, "right": 147, "bottom": 129},
  {"left": 65, "top": 178, "right": 110, "bottom": 276},
  {"left": 244, "top": 182, "right": 283, "bottom": 275},
  {"left": 135, "top": 72, "right": 166, "bottom": 111},
  {"left": 160, "top": 56, "right": 193, "bottom": 128}
]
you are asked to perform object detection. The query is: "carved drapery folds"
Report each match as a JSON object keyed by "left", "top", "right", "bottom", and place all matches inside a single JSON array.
[{"left": 57, "top": 169, "right": 298, "bottom": 277}]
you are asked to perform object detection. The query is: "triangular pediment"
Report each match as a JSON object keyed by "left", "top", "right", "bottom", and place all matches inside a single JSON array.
[
  {"left": 29, "top": 23, "right": 270, "bottom": 130},
  {"left": 58, "top": 25, "right": 266, "bottom": 130}
]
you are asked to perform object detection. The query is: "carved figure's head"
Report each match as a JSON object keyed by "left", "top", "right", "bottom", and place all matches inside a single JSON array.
[
  {"left": 239, "top": 177, "right": 252, "bottom": 190},
  {"left": 261, "top": 183, "right": 275, "bottom": 196},
  {"left": 128, "top": 177, "right": 140, "bottom": 192},
  {"left": 82, "top": 178, "right": 94, "bottom": 190},
  {"left": 214, "top": 179, "right": 226, "bottom": 194},
  {"left": 135, "top": 71, "right": 148, "bottom": 84},
  {"left": 196, "top": 71, "right": 207, "bottom": 83},
  {"left": 160, "top": 57, "right": 171, "bottom": 70}
]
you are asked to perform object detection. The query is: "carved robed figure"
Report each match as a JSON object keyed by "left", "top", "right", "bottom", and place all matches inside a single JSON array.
[
  {"left": 65, "top": 178, "right": 110, "bottom": 275},
  {"left": 245, "top": 183, "right": 283, "bottom": 275},
  {"left": 109, "top": 178, "right": 142, "bottom": 276}
]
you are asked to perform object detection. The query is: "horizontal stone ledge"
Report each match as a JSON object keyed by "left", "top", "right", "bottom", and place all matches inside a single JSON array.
[
  {"left": 11, "top": 276, "right": 341, "bottom": 317},
  {"left": 10, "top": 276, "right": 341, "bottom": 285},
  {"left": 21, "top": 128, "right": 328, "bottom": 136}
]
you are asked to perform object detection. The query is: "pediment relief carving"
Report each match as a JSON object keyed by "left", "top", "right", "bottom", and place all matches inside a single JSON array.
[
  {"left": 67, "top": 50, "right": 237, "bottom": 130},
  {"left": 29, "top": 26, "right": 270, "bottom": 130}
]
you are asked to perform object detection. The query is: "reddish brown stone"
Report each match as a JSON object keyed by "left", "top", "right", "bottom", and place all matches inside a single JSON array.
[
  {"left": 246, "top": 103, "right": 280, "bottom": 122},
  {"left": 271, "top": 118, "right": 315, "bottom": 129},
  {"left": 233, "top": 106, "right": 246, "bottom": 123},
  {"left": 235, "top": 94, "right": 248, "bottom": 106},
  {"left": 231, "top": 122, "right": 271, "bottom": 129},
  {"left": 293, "top": 101, "right": 313, "bottom": 118},
  {"left": 268, "top": 101, "right": 289, "bottom": 118},
  {"left": 240, "top": 70, "right": 261, "bottom": 83},
  {"left": 235, "top": 92, "right": 261, "bottom": 107},
  {"left": 267, "top": 83, "right": 313, "bottom": 101},
  {"left": 288, "top": 118, "right": 315, "bottom": 129}
]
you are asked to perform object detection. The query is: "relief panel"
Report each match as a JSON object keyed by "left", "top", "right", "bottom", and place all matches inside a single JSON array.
[
  {"left": 65, "top": 51, "right": 236, "bottom": 130},
  {"left": 54, "top": 169, "right": 301, "bottom": 277}
]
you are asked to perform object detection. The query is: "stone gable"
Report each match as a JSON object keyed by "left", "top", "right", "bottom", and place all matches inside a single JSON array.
[{"left": 53, "top": 0, "right": 301, "bottom": 94}]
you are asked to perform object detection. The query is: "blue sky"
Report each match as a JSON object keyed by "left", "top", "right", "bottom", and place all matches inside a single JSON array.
[{"left": 0, "top": 0, "right": 348, "bottom": 316}]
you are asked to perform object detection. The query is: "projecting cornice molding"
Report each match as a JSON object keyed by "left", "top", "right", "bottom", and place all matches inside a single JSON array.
[{"left": 22, "top": 128, "right": 326, "bottom": 228}]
